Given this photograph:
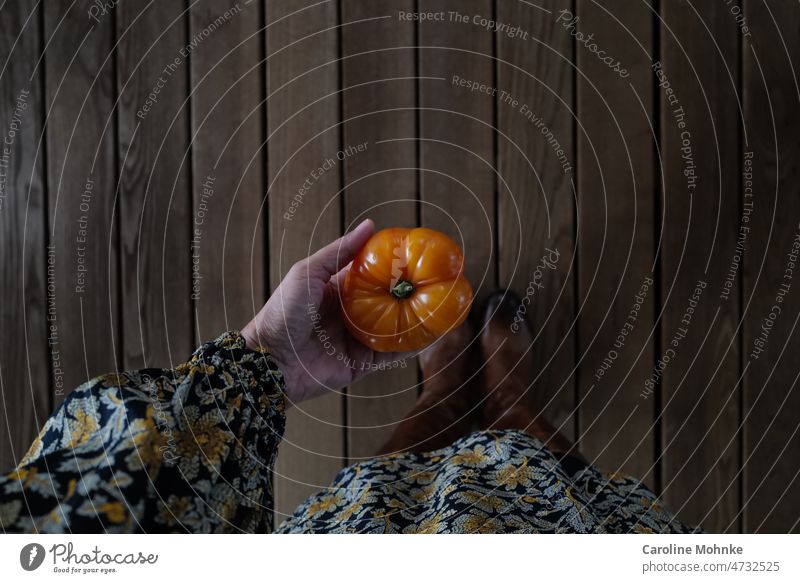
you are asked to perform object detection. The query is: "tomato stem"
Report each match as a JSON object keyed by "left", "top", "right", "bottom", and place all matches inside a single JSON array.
[{"left": 390, "top": 279, "right": 415, "bottom": 299}]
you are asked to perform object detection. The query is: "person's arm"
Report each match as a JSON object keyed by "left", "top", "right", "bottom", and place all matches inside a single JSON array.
[
  {"left": 1, "top": 218, "right": 412, "bottom": 533},
  {"left": 0, "top": 331, "right": 285, "bottom": 533}
]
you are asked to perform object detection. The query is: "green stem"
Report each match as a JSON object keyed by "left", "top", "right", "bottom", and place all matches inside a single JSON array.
[{"left": 390, "top": 279, "right": 415, "bottom": 299}]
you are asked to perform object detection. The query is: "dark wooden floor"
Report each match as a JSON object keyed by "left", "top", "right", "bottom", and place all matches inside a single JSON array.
[{"left": 1, "top": 0, "right": 798, "bottom": 533}]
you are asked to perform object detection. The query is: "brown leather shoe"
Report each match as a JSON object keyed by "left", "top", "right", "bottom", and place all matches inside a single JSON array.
[
  {"left": 376, "top": 321, "right": 478, "bottom": 455},
  {"left": 479, "top": 290, "right": 581, "bottom": 459}
]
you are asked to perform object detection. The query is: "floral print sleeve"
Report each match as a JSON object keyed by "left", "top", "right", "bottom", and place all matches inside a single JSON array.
[
  {"left": 0, "top": 331, "right": 285, "bottom": 533},
  {"left": 1, "top": 330, "right": 697, "bottom": 534}
]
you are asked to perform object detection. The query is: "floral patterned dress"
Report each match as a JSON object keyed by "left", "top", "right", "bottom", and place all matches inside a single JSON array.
[{"left": 0, "top": 332, "right": 696, "bottom": 533}]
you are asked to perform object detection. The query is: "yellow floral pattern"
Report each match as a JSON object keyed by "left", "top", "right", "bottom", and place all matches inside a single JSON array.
[
  {"left": 277, "top": 431, "right": 699, "bottom": 533},
  {"left": 0, "top": 331, "right": 696, "bottom": 534},
  {"left": 0, "top": 332, "right": 285, "bottom": 533}
]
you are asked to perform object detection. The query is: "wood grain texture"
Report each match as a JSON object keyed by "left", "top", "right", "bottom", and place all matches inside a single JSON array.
[
  {"left": 44, "top": 0, "right": 119, "bottom": 400},
  {"left": 742, "top": 0, "right": 800, "bottom": 533},
  {"left": 497, "top": 0, "right": 576, "bottom": 440},
  {"left": 1, "top": 0, "right": 797, "bottom": 534},
  {"left": 418, "top": 0, "right": 496, "bottom": 295},
  {"left": 659, "top": 1, "right": 741, "bottom": 532},
  {"left": 340, "top": 0, "right": 419, "bottom": 460},
  {"left": 189, "top": 0, "right": 264, "bottom": 342},
  {"left": 117, "top": 1, "right": 192, "bottom": 370},
  {"left": 267, "top": 0, "right": 343, "bottom": 519},
  {"left": 0, "top": 0, "right": 48, "bottom": 470},
  {"left": 574, "top": 0, "right": 655, "bottom": 484}
]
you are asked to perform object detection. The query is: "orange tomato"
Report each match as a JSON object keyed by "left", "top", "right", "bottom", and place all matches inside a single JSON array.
[{"left": 341, "top": 227, "right": 473, "bottom": 352}]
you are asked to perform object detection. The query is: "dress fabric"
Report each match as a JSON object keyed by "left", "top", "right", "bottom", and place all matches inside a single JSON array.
[{"left": 0, "top": 332, "right": 696, "bottom": 534}]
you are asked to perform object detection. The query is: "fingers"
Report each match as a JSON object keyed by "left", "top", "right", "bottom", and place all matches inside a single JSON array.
[
  {"left": 320, "top": 264, "right": 350, "bottom": 310},
  {"left": 307, "top": 218, "right": 374, "bottom": 279},
  {"left": 329, "top": 263, "right": 351, "bottom": 293}
]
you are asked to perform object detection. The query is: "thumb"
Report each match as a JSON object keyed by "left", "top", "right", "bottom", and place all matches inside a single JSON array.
[{"left": 308, "top": 218, "right": 374, "bottom": 278}]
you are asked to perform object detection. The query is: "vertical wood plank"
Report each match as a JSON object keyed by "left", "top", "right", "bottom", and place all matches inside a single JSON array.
[
  {"left": 44, "top": 0, "right": 119, "bottom": 399},
  {"left": 659, "top": 1, "right": 741, "bottom": 532},
  {"left": 742, "top": 0, "right": 800, "bottom": 533},
  {"left": 340, "top": 1, "right": 419, "bottom": 460},
  {"left": 575, "top": 0, "right": 655, "bottom": 483},
  {"left": 497, "top": 0, "right": 576, "bottom": 439},
  {"left": 0, "top": 0, "right": 48, "bottom": 470},
  {"left": 189, "top": 0, "right": 264, "bottom": 343},
  {"left": 419, "top": 0, "right": 496, "bottom": 297},
  {"left": 117, "top": 1, "right": 192, "bottom": 369},
  {"left": 267, "top": 0, "right": 343, "bottom": 519}
]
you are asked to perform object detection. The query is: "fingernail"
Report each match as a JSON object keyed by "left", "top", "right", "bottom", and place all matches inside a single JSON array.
[{"left": 354, "top": 218, "right": 372, "bottom": 233}]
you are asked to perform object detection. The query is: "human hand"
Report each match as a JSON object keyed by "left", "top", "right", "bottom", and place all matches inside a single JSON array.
[{"left": 241, "top": 219, "right": 415, "bottom": 405}]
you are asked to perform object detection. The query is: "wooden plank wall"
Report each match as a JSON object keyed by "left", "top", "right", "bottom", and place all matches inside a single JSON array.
[
  {"left": 659, "top": 1, "right": 741, "bottom": 532},
  {"left": 267, "top": 0, "right": 342, "bottom": 520},
  {"left": 117, "top": 0, "right": 192, "bottom": 371},
  {"left": 742, "top": 0, "right": 800, "bottom": 534},
  {"left": 418, "top": 0, "right": 496, "bottom": 448},
  {"left": 44, "top": 0, "right": 119, "bottom": 400},
  {"left": 575, "top": 0, "right": 656, "bottom": 487},
  {"left": 1, "top": 0, "right": 799, "bottom": 532},
  {"left": 419, "top": 0, "right": 496, "bottom": 298},
  {"left": 340, "top": 0, "right": 419, "bottom": 462},
  {"left": 190, "top": 0, "right": 264, "bottom": 343},
  {"left": 0, "top": 0, "right": 48, "bottom": 468},
  {"left": 497, "top": 0, "right": 576, "bottom": 443}
]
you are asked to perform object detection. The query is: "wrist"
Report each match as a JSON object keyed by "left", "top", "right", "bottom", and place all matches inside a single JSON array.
[
  {"left": 241, "top": 322, "right": 300, "bottom": 406},
  {"left": 241, "top": 320, "right": 266, "bottom": 353}
]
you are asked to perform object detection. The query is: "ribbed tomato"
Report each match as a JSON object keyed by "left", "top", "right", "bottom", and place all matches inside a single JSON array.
[{"left": 341, "top": 227, "right": 473, "bottom": 352}]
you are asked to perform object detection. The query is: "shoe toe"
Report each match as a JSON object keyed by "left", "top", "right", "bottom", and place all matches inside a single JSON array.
[{"left": 482, "top": 289, "right": 523, "bottom": 327}]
